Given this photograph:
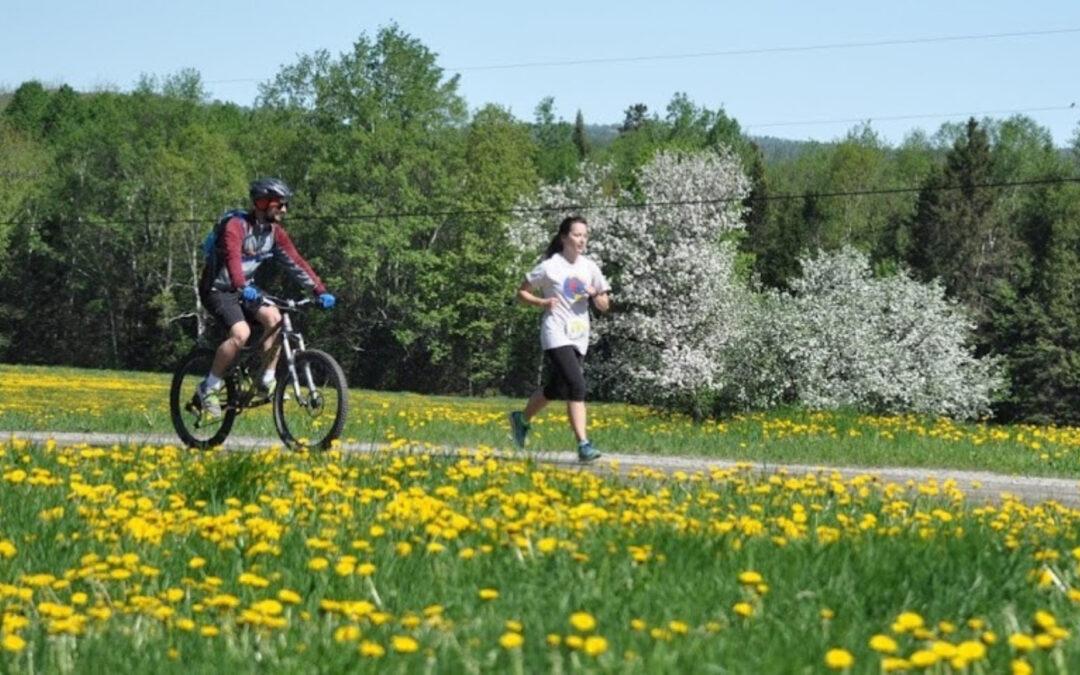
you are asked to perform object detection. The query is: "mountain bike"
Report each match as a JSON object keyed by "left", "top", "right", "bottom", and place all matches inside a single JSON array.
[{"left": 169, "top": 294, "right": 348, "bottom": 450}]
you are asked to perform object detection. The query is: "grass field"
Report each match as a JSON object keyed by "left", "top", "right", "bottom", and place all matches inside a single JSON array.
[
  {"left": 1, "top": 363, "right": 1080, "bottom": 672},
  {"left": 1, "top": 363, "right": 1079, "bottom": 477}
]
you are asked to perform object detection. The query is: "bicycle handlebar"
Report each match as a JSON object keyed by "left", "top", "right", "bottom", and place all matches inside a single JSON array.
[{"left": 260, "top": 294, "right": 315, "bottom": 311}]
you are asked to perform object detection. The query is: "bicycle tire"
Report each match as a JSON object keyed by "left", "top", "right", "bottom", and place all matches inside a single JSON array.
[
  {"left": 169, "top": 348, "right": 237, "bottom": 449},
  {"left": 272, "top": 349, "right": 348, "bottom": 450}
]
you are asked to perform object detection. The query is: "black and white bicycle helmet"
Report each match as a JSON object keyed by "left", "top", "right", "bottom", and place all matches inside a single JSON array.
[{"left": 249, "top": 178, "right": 293, "bottom": 203}]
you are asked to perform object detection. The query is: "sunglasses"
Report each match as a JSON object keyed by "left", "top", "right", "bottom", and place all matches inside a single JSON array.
[{"left": 256, "top": 198, "right": 289, "bottom": 210}]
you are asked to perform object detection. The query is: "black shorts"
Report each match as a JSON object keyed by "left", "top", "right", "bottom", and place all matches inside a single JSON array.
[
  {"left": 202, "top": 289, "right": 257, "bottom": 329},
  {"left": 543, "top": 346, "right": 587, "bottom": 402}
]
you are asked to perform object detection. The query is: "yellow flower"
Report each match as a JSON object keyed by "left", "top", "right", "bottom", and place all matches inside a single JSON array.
[
  {"left": 1033, "top": 610, "right": 1056, "bottom": 630},
  {"left": 391, "top": 635, "right": 419, "bottom": 653},
  {"left": 359, "top": 640, "right": 385, "bottom": 658},
  {"left": 188, "top": 557, "right": 206, "bottom": 569},
  {"left": 908, "top": 650, "right": 938, "bottom": 668},
  {"left": 499, "top": 632, "right": 524, "bottom": 650},
  {"left": 881, "top": 657, "right": 911, "bottom": 672},
  {"left": 570, "top": 612, "right": 596, "bottom": 633},
  {"left": 892, "top": 611, "right": 924, "bottom": 633},
  {"left": 278, "top": 589, "right": 302, "bottom": 604},
  {"left": 738, "top": 570, "right": 763, "bottom": 585},
  {"left": 308, "top": 557, "right": 329, "bottom": 571},
  {"left": 869, "top": 634, "right": 898, "bottom": 654},
  {"left": 334, "top": 625, "right": 361, "bottom": 642},
  {"left": 733, "top": 602, "right": 753, "bottom": 618},
  {"left": 957, "top": 640, "right": 987, "bottom": 661},
  {"left": 2, "top": 633, "right": 26, "bottom": 652},
  {"left": 1008, "top": 633, "right": 1036, "bottom": 652},
  {"left": 356, "top": 563, "right": 376, "bottom": 577},
  {"left": 824, "top": 649, "right": 854, "bottom": 670},
  {"left": 546, "top": 634, "right": 561, "bottom": 646},
  {"left": 200, "top": 625, "right": 219, "bottom": 637},
  {"left": 583, "top": 636, "right": 608, "bottom": 656},
  {"left": 1011, "top": 659, "right": 1033, "bottom": 675},
  {"left": 395, "top": 542, "right": 412, "bottom": 557},
  {"left": 478, "top": 588, "right": 499, "bottom": 601}
]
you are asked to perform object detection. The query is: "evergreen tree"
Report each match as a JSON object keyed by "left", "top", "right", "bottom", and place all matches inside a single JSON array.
[
  {"left": 907, "top": 118, "right": 1013, "bottom": 324},
  {"left": 572, "top": 109, "right": 589, "bottom": 161}
]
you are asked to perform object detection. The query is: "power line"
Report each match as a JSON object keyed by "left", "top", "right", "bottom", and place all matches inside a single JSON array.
[
  {"left": 745, "top": 104, "right": 1079, "bottom": 132},
  {"left": 444, "top": 28, "right": 1080, "bottom": 72},
  {"left": 4, "top": 176, "right": 1078, "bottom": 227},
  {"left": 200, "top": 27, "right": 1080, "bottom": 84}
]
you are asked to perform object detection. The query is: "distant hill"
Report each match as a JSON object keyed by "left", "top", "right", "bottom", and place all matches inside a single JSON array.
[{"left": 583, "top": 123, "right": 819, "bottom": 161}]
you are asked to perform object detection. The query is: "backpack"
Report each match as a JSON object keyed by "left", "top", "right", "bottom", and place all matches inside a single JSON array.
[
  {"left": 198, "top": 210, "right": 248, "bottom": 295},
  {"left": 202, "top": 209, "right": 248, "bottom": 264}
]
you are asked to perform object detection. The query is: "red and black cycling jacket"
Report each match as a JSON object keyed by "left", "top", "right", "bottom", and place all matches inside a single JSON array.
[{"left": 206, "top": 213, "right": 327, "bottom": 295}]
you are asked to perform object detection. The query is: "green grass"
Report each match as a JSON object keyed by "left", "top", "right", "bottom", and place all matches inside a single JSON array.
[
  {"left": 2, "top": 362, "right": 1079, "bottom": 477},
  {"left": 0, "top": 440, "right": 1076, "bottom": 672}
]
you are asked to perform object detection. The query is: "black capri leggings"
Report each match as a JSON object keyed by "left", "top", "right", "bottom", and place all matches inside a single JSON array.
[{"left": 543, "top": 346, "right": 587, "bottom": 402}]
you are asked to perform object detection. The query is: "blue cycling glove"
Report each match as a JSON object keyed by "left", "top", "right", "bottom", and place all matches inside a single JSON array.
[
  {"left": 318, "top": 292, "right": 336, "bottom": 309},
  {"left": 241, "top": 285, "right": 261, "bottom": 303}
]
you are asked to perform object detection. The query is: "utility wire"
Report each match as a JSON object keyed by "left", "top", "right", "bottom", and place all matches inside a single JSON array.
[
  {"left": 746, "top": 104, "right": 1079, "bottom": 132},
  {"left": 444, "top": 28, "right": 1080, "bottom": 72},
  {"left": 4, "top": 176, "right": 1078, "bottom": 227},
  {"left": 200, "top": 27, "right": 1080, "bottom": 84}
]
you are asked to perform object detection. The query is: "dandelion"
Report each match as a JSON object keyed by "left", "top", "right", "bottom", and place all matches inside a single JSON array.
[
  {"left": 869, "top": 634, "right": 898, "bottom": 654},
  {"left": 478, "top": 588, "right": 499, "bottom": 601},
  {"left": 359, "top": 640, "right": 385, "bottom": 658},
  {"left": 733, "top": 602, "right": 753, "bottom": 618},
  {"left": 570, "top": 612, "right": 596, "bottom": 633},
  {"left": 738, "top": 570, "right": 763, "bottom": 585},
  {"left": 278, "top": 589, "right": 302, "bottom": 604},
  {"left": 499, "top": 632, "right": 524, "bottom": 649},
  {"left": 892, "top": 611, "right": 924, "bottom": 633},
  {"left": 2, "top": 634, "right": 26, "bottom": 652},
  {"left": 1008, "top": 633, "right": 1036, "bottom": 652},
  {"left": 391, "top": 635, "right": 419, "bottom": 653},
  {"left": 824, "top": 649, "right": 853, "bottom": 670},
  {"left": 583, "top": 636, "right": 608, "bottom": 656}
]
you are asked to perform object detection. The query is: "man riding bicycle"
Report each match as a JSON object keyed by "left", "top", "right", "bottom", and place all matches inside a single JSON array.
[{"left": 196, "top": 178, "right": 336, "bottom": 418}]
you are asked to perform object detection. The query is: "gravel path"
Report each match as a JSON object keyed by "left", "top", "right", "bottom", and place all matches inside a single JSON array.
[{"left": 5, "top": 430, "right": 1079, "bottom": 508}]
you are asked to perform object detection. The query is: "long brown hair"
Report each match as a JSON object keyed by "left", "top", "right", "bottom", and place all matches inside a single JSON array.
[{"left": 544, "top": 216, "right": 587, "bottom": 259}]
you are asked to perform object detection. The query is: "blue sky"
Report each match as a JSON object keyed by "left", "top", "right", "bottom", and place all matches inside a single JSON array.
[{"left": 4, "top": 0, "right": 1079, "bottom": 146}]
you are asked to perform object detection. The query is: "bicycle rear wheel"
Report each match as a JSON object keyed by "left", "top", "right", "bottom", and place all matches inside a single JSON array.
[
  {"left": 169, "top": 348, "right": 237, "bottom": 449},
  {"left": 272, "top": 349, "right": 348, "bottom": 450}
]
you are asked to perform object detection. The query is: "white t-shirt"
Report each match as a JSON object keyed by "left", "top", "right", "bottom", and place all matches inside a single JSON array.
[{"left": 525, "top": 253, "right": 611, "bottom": 355}]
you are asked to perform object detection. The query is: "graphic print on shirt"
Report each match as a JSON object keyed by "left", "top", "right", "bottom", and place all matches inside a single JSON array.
[
  {"left": 562, "top": 276, "right": 588, "bottom": 303},
  {"left": 562, "top": 276, "right": 589, "bottom": 339}
]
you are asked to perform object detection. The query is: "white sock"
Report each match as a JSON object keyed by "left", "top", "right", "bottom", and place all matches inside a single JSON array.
[
  {"left": 203, "top": 374, "right": 223, "bottom": 391},
  {"left": 262, "top": 370, "right": 276, "bottom": 386}
]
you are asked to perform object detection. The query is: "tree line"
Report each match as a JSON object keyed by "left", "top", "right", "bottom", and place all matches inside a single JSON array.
[{"left": 1, "top": 25, "right": 1079, "bottom": 423}]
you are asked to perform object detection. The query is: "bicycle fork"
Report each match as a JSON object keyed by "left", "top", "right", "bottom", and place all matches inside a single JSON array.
[{"left": 280, "top": 313, "right": 315, "bottom": 404}]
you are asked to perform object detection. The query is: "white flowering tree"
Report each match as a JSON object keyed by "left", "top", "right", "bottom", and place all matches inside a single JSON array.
[
  {"left": 509, "top": 149, "right": 753, "bottom": 417},
  {"left": 742, "top": 247, "right": 1005, "bottom": 419}
]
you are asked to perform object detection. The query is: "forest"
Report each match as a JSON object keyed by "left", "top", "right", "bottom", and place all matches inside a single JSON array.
[{"left": 2, "top": 25, "right": 1079, "bottom": 424}]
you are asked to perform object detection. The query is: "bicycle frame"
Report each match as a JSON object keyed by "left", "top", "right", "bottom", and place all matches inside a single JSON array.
[{"left": 172, "top": 293, "right": 348, "bottom": 450}]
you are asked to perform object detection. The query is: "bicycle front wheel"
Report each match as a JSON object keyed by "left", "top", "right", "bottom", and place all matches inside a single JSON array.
[
  {"left": 169, "top": 348, "right": 237, "bottom": 449},
  {"left": 273, "top": 349, "right": 348, "bottom": 450}
]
